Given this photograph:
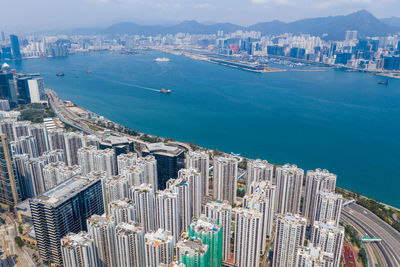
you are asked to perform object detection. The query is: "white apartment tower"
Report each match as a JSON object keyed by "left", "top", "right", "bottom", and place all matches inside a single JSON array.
[
  {"left": 64, "top": 132, "right": 84, "bottom": 166},
  {"left": 144, "top": 229, "right": 175, "bottom": 267},
  {"left": 275, "top": 164, "right": 304, "bottom": 215},
  {"left": 130, "top": 183, "right": 155, "bottom": 232},
  {"left": 61, "top": 232, "right": 98, "bottom": 267},
  {"left": 296, "top": 243, "right": 335, "bottom": 267},
  {"left": 155, "top": 189, "right": 181, "bottom": 242},
  {"left": 303, "top": 169, "right": 337, "bottom": 220},
  {"left": 186, "top": 150, "right": 210, "bottom": 196},
  {"left": 204, "top": 200, "right": 232, "bottom": 261},
  {"left": 312, "top": 192, "right": 343, "bottom": 225},
  {"left": 87, "top": 215, "right": 116, "bottom": 267},
  {"left": 109, "top": 198, "right": 136, "bottom": 224},
  {"left": 213, "top": 156, "right": 238, "bottom": 204},
  {"left": 102, "top": 175, "right": 129, "bottom": 214},
  {"left": 233, "top": 207, "right": 263, "bottom": 267},
  {"left": 272, "top": 213, "right": 307, "bottom": 267},
  {"left": 311, "top": 221, "right": 345, "bottom": 267},
  {"left": 115, "top": 222, "right": 145, "bottom": 267},
  {"left": 246, "top": 159, "right": 274, "bottom": 191}
]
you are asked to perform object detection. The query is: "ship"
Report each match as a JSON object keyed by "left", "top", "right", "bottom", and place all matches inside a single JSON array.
[
  {"left": 378, "top": 79, "right": 389, "bottom": 85},
  {"left": 85, "top": 68, "right": 92, "bottom": 73},
  {"left": 155, "top": 57, "right": 170, "bottom": 62},
  {"left": 56, "top": 72, "right": 64, "bottom": 77},
  {"left": 160, "top": 88, "right": 171, "bottom": 94}
]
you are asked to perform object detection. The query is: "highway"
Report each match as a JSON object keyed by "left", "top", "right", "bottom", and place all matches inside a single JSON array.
[{"left": 342, "top": 203, "right": 400, "bottom": 267}]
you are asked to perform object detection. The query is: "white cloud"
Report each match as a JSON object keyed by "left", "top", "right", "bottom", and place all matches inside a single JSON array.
[{"left": 194, "top": 3, "right": 214, "bottom": 9}]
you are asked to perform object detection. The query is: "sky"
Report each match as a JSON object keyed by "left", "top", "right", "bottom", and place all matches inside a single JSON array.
[{"left": 1, "top": 0, "right": 398, "bottom": 31}]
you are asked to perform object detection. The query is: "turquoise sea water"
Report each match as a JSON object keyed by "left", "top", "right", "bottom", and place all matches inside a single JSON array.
[{"left": 4, "top": 51, "right": 400, "bottom": 207}]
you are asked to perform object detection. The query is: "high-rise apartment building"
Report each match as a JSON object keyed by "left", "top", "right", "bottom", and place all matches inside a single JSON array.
[
  {"left": 0, "top": 135, "right": 20, "bottom": 208},
  {"left": 116, "top": 152, "right": 137, "bottom": 172},
  {"left": 189, "top": 216, "right": 222, "bottom": 267},
  {"left": 312, "top": 192, "right": 343, "bottom": 225},
  {"left": 311, "top": 221, "right": 344, "bottom": 267},
  {"left": 87, "top": 214, "right": 116, "bottom": 267},
  {"left": 213, "top": 156, "right": 238, "bottom": 204},
  {"left": 204, "top": 200, "right": 232, "bottom": 261},
  {"left": 272, "top": 213, "right": 307, "bottom": 267},
  {"left": 27, "top": 78, "right": 45, "bottom": 103},
  {"left": 233, "top": 207, "right": 263, "bottom": 267},
  {"left": 115, "top": 222, "right": 145, "bottom": 267},
  {"left": 144, "top": 229, "right": 175, "bottom": 267},
  {"left": 102, "top": 175, "right": 129, "bottom": 214},
  {"left": 29, "top": 123, "right": 49, "bottom": 155},
  {"left": 296, "top": 243, "right": 335, "bottom": 267},
  {"left": 155, "top": 189, "right": 181, "bottom": 242},
  {"left": 130, "top": 183, "right": 155, "bottom": 232},
  {"left": 176, "top": 233, "right": 209, "bottom": 267},
  {"left": 303, "top": 169, "right": 337, "bottom": 220},
  {"left": 78, "top": 146, "right": 116, "bottom": 176},
  {"left": 64, "top": 132, "right": 84, "bottom": 166},
  {"left": 186, "top": 150, "right": 210, "bottom": 196},
  {"left": 246, "top": 159, "right": 274, "bottom": 191},
  {"left": 275, "top": 164, "right": 303, "bottom": 215},
  {"left": 30, "top": 176, "right": 104, "bottom": 266},
  {"left": 120, "top": 165, "right": 145, "bottom": 187},
  {"left": 61, "top": 232, "right": 98, "bottom": 267},
  {"left": 109, "top": 198, "right": 135, "bottom": 224}
]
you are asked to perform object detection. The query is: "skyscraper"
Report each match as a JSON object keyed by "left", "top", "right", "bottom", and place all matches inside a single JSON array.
[
  {"left": 246, "top": 159, "right": 274, "bottom": 191},
  {"left": 102, "top": 174, "right": 129, "bottom": 214},
  {"left": 78, "top": 146, "right": 116, "bottom": 176},
  {"left": 115, "top": 222, "right": 145, "bottom": 267},
  {"left": 204, "top": 200, "right": 232, "bottom": 261},
  {"left": 0, "top": 71, "right": 17, "bottom": 106},
  {"left": 312, "top": 191, "right": 343, "bottom": 225},
  {"left": 311, "top": 221, "right": 344, "bottom": 267},
  {"left": 167, "top": 176, "right": 192, "bottom": 232},
  {"left": 10, "top": 35, "right": 21, "bottom": 60},
  {"left": 233, "top": 207, "right": 263, "bottom": 267},
  {"left": 29, "top": 123, "right": 50, "bottom": 155},
  {"left": 109, "top": 198, "right": 136, "bottom": 224},
  {"left": 176, "top": 233, "right": 210, "bottom": 267},
  {"left": 272, "top": 213, "right": 307, "bottom": 267},
  {"left": 144, "top": 229, "right": 175, "bottom": 267},
  {"left": 178, "top": 168, "right": 202, "bottom": 218},
  {"left": 87, "top": 214, "right": 116, "bottom": 267},
  {"left": 213, "top": 156, "right": 238, "bottom": 204},
  {"left": 186, "top": 150, "right": 210, "bottom": 197},
  {"left": 10, "top": 135, "right": 39, "bottom": 158},
  {"left": 296, "top": 243, "right": 335, "bottom": 267},
  {"left": 61, "top": 232, "right": 98, "bottom": 267},
  {"left": 142, "top": 142, "right": 184, "bottom": 190},
  {"left": 275, "top": 164, "right": 303, "bottom": 215},
  {"left": 0, "top": 135, "right": 20, "bottom": 208},
  {"left": 189, "top": 216, "right": 223, "bottom": 267},
  {"left": 155, "top": 189, "right": 181, "bottom": 242},
  {"left": 30, "top": 176, "right": 104, "bottom": 266},
  {"left": 130, "top": 183, "right": 155, "bottom": 232},
  {"left": 303, "top": 169, "right": 337, "bottom": 220},
  {"left": 116, "top": 152, "right": 137, "bottom": 172},
  {"left": 120, "top": 165, "right": 145, "bottom": 187},
  {"left": 27, "top": 78, "right": 45, "bottom": 103},
  {"left": 64, "top": 132, "right": 84, "bottom": 166}
]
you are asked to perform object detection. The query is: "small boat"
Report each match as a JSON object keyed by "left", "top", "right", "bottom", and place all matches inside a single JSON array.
[
  {"left": 155, "top": 57, "right": 170, "bottom": 62},
  {"left": 160, "top": 88, "right": 171, "bottom": 94},
  {"left": 56, "top": 72, "right": 64, "bottom": 77},
  {"left": 85, "top": 68, "right": 92, "bottom": 73},
  {"left": 378, "top": 79, "right": 388, "bottom": 85}
]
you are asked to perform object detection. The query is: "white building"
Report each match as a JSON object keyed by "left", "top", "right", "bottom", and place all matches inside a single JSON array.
[
  {"left": 109, "top": 198, "right": 136, "bottom": 224},
  {"left": 312, "top": 192, "right": 343, "bottom": 225},
  {"left": 144, "top": 229, "right": 175, "bottom": 267},
  {"left": 233, "top": 207, "right": 263, "bottom": 267},
  {"left": 115, "top": 222, "right": 145, "bottom": 267},
  {"left": 272, "top": 213, "right": 307, "bottom": 267},
  {"left": 186, "top": 150, "right": 209, "bottom": 196},
  {"left": 130, "top": 183, "right": 155, "bottom": 232},
  {"left": 87, "top": 215, "right": 116, "bottom": 267},
  {"left": 78, "top": 146, "right": 116, "bottom": 176},
  {"left": 275, "top": 164, "right": 304, "bottom": 215},
  {"left": 175, "top": 233, "right": 209, "bottom": 264},
  {"left": 246, "top": 159, "right": 274, "bottom": 191},
  {"left": 61, "top": 231, "right": 98, "bottom": 267},
  {"left": 27, "top": 78, "right": 45, "bottom": 103},
  {"left": 303, "top": 169, "right": 337, "bottom": 220},
  {"left": 121, "top": 165, "right": 145, "bottom": 187},
  {"left": 155, "top": 189, "right": 181, "bottom": 242},
  {"left": 102, "top": 175, "right": 129, "bottom": 214},
  {"left": 311, "top": 221, "right": 345, "bottom": 267},
  {"left": 64, "top": 132, "right": 84, "bottom": 166},
  {"left": 204, "top": 200, "right": 232, "bottom": 261},
  {"left": 213, "top": 156, "right": 238, "bottom": 204},
  {"left": 296, "top": 243, "right": 335, "bottom": 267},
  {"left": 116, "top": 152, "right": 137, "bottom": 172}
]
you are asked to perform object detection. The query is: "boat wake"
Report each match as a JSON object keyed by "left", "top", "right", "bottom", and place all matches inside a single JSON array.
[{"left": 90, "top": 73, "right": 160, "bottom": 92}]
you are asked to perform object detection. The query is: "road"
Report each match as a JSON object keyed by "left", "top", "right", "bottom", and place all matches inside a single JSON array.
[
  {"left": 342, "top": 203, "right": 400, "bottom": 267},
  {"left": 46, "top": 89, "right": 192, "bottom": 153}
]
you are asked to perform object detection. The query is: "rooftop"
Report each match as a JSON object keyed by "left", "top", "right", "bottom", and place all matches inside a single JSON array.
[{"left": 146, "top": 142, "right": 183, "bottom": 156}]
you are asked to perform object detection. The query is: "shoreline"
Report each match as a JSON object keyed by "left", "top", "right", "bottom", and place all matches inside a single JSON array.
[{"left": 46, "top": 90, "right": 400, "bottom": 212}]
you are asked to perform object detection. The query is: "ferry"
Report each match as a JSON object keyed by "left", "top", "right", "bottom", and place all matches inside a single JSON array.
[
  {"left": 160, "top": 88, "right": 171, "bottom": 94},
  {"left": 155, "top": 57, "right": 170, "bottom": 62},
  {"left": 56, "top": 72, "right": 64, "bottom": 77}
]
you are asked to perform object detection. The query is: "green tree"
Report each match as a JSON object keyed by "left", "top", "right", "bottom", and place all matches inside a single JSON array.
[{"left": 14, "top": 236, "right": 24, "bottom": 247}]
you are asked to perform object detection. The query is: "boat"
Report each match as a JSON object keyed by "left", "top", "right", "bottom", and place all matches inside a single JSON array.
[
  {"left": 155, "top": 57, "right": 170, "bottom": 62},
  {"left": 378, "top": 79, "right": 388, "bottom": 85},
  {"left": 85, "top": 68, "right": 92, "bottom": 73},
  {"left": 160, "top": 88, "right": 171, "bottom": 94},
  {"left": 56, "top": 72, "right": 64, "bottom": 77}
]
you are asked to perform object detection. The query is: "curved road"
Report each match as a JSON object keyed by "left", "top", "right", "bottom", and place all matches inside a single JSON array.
[{"left": 342, "top": 203, "right": 400, "bottom": 267}]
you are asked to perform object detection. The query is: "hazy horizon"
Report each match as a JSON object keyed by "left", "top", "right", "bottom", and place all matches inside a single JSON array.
[{"left": 1, "top": 0, "right": 399, "bottom": 33}]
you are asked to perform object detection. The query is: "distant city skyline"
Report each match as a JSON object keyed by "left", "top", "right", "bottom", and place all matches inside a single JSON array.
[{"left": 1, "top": 0, "right": 399, "bottom": 32}]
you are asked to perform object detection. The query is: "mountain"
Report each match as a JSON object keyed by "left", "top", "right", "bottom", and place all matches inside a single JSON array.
[
  {"left": 91, "top": 10, "right": 400, "bottom": 41},
  {"left": 381, "top": 17, "right": 400, "bottom": 28}
]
